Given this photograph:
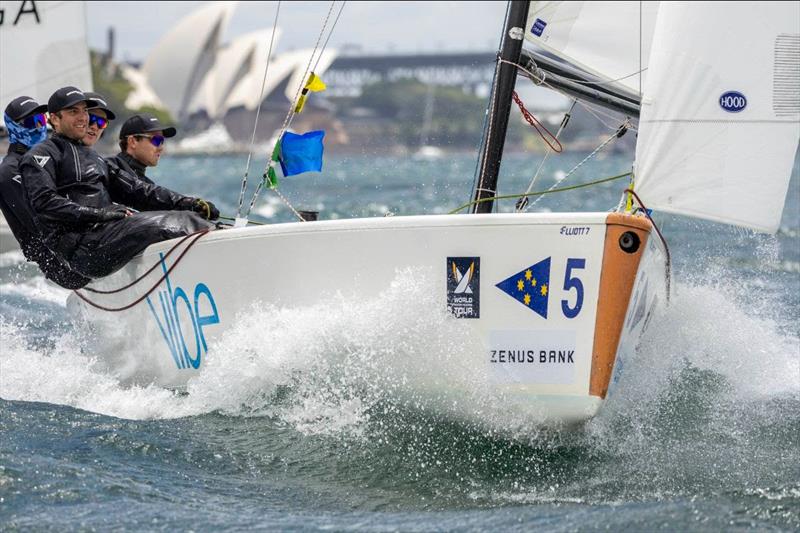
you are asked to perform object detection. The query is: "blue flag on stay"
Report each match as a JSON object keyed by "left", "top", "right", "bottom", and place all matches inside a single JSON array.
[
  {"left": 495, "top": 257, "right": 551, "bottom": 319},
  {"left": 279, "top": 130, "right": 325, "bottom": 176}
]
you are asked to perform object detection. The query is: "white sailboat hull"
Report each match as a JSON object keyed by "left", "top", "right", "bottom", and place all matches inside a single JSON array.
[{"left": 68, "top": 212, "right": 666, "bottom": 426}]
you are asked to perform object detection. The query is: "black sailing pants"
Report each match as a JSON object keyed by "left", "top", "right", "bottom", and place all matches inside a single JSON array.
[{"left": 61, "top": 211, "right": 215, "bottom": 279}]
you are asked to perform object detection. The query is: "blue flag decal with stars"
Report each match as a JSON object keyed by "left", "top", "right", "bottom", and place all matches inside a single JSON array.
[{"left": 496, "top": 257, "right": 551, "bottom": 318}]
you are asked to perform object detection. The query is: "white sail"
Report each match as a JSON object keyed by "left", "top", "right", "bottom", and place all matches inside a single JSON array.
[
  {"left": 0, "top": 1, "right": 92, "bottom": 105},
  {"left": 634, "top": 2, "right": 800, "bottom": 234},
  {"left": 524, "top": 1, "right": 658, "bottom": 95}
]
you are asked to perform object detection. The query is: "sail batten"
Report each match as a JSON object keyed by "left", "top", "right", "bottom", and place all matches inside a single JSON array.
[{"left": 634, "top": 1, "right": 800, "bottom": 234}]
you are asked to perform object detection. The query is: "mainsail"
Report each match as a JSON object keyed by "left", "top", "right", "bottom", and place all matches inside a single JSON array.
[
  {"left": 0, "top": 1, "right": 93, "bottom": 105},
  {"left": 525, "top": 1, "right": 659, "bottom": 95},
  {"left": 634, "top": 1, "right": 800, "bottom": 233}
]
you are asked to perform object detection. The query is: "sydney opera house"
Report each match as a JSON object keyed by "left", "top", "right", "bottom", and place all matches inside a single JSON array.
[{"left": 121, "top": 2, "right": 338, "bottom": 149}]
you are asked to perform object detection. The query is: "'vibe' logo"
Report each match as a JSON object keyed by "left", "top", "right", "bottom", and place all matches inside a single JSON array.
[{"left": 146, "top": 254, "right": 220, "bottom": 369}]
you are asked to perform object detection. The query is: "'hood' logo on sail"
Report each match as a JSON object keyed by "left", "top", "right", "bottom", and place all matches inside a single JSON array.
[
  {"left": 719, "top": 91, "right": 747, "bottom": 112},
  {"left": 447, "top": 257, "right": 480, "bottom": 319}
]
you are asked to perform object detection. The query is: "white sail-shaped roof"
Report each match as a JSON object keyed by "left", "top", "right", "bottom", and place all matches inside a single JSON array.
[
  {"left": 188, "top": 28, "right": 282, "bottom": 119},
  {"left": 0, "top": 1, "right": 92, "bottom": 105},
  {"left": 634, "top": 1, "right": 800, "bottom": 234},
  {"left": 143, "top": 1, "right": 237, "bottom": 120},
  {"left": 525, "top": 1, "right": 658, "bottom": 95},
  {"left": 121, "top": 65, "right": 165, "bottom": 110},
  {"left": 224, "top": 47, "right": 337, "bottom": 112}
]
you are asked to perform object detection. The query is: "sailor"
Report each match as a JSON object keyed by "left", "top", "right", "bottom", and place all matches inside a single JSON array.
[
  {"left": 20, "top": 86, "right": 217, "bottom": 281},
  {"left": 81, "top": 91, "right": 116, "bottom": 148},
  {"left": 0, "top": 96, "right": 90, "bottom": 288},
  {"left": 106, "top": 113, "right": 220, "bottom": 220}
]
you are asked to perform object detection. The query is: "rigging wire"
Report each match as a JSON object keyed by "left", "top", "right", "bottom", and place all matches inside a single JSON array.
[
  {"left": 516, "top": 98, "right": 577, "bottom": 212},
  {"left": 235, "top": 0, "right": 282, "bottom": 223},
  {"left": 470, "top": 0, "right": 512, "bottom": 213},
  {"left": 527, "top": 119, "right": 630, "bottom": 210},
  {"left": 243, "top": 0, "right": 345, "bottom": 221},
  {"left": 501, "top": 57, "right": 638, "bottom": 133}
]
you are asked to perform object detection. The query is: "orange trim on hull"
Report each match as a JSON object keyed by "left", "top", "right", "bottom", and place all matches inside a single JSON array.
[{"left": 590, "top": 213, "right": 652, "bottom": 398}]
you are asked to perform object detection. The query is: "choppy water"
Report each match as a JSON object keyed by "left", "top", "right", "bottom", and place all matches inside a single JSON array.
[{"left": 1, "top": 151, "right": 798, "bottom": 531}]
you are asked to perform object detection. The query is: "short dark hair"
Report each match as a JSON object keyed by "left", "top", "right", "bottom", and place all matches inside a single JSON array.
[{"left": 119, "top": 136, "right": 128, "bottom": 152}]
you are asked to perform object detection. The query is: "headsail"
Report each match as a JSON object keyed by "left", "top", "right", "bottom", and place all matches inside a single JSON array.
[
  {"left": 0, "top": 1, "right": 93, "bottom": 105},
  {"left": 525, "top": 1, "right": 659, "bottom": 95},
  {"left": 634, "top": 2, "right": 800, "bottom": 234}
]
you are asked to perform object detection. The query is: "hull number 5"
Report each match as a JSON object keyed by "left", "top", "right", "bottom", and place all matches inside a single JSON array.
[{"left": 561, "top": 258, "right": 585, "bottom": 318}]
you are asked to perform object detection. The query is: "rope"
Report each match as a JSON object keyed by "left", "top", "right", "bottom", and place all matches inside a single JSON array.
[
  {"left": 517, "top": 99, "right": 577, "bottom": 212},
  {"left": 512, "top": 90, "right": 563, "bottom": 152},
  {"left": 624, "top": 188, "right": 671, "bottom": 302},
  {"left": 83, "top": 231, "right": 197, "bottom": 294},
  {"left": 244, "top": 0, "right": 346, "bottom": 222},
  {"left": 236, "top": 1, "right": 282, "bottom": 221},
  {"left": 528, "top": 120, "right": 629, "bottom": 210},
  {"left": 72, "top": 230, "right": 211, "bottom": 312},
  {"left": 450, "top": 171, "right": 631, "bottom": 214},
  {"left": 502, "top": 57, "right": 639, "bottom": 134},
  {"left": 474, "top": 54, "right": 503, "bottom": 212}
]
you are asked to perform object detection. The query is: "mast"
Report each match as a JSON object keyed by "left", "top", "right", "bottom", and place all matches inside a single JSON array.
[{"left": 472, "top": 0, "right": 530, "bottom": 214}]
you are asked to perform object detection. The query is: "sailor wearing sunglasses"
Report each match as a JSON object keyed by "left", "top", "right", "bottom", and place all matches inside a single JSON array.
[
  {"left": 0, "top": 95, "right": 90, "bottom": 288},
  {"left": 20, "top": 87, "right": 216, "bottom": 283},
  {"left": 82, "top": 92, "right": 116, "bottom": 148},
  {"left": 107, "top": 113, "right": 220, "bottom": 220}
]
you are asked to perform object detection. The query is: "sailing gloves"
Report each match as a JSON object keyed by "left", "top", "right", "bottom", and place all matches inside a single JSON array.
[
  {"left": 95, "top": 205, "right": 132, "bottom": 222},
  {"left": 190, "top": 198, "right": 220, "bottom": 220}
]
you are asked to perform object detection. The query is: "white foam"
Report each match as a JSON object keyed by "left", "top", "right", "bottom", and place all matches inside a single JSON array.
[
  {"left": 1, "top": 264, "right": 797, "bottom": 440},
  {"left": 0, "top": 275, "right": 71, "bottom": 306}
]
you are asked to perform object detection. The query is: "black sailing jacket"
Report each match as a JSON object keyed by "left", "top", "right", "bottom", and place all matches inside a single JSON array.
[
  {"left": 107, "top": 151, "right": 155, "bottom": 185},
  {"left": 0, "top": 142, "right": 90, "bottom": 288},
  {"left": 20, "top": 134, "right": 196, "bottom": 241}
]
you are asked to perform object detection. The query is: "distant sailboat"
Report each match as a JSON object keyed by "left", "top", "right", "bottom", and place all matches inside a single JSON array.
[{"left": 412, "top": 83, "right": 444, "bottom": 160}]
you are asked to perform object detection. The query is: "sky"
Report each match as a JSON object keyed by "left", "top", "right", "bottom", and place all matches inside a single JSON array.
[{"left": 86, "top": 1, "right": 510, "bottom": 63}]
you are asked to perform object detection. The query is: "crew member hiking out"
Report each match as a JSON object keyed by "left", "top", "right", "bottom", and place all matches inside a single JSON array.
[
  {"left": 20, "top": 86, "right": 219, "bottom": 281},
  {"left": 107, "top": 113, "right": 219, "bottom": 220},
  {"left": 0, "top": 95, "right": 90, "bottom": 288}
]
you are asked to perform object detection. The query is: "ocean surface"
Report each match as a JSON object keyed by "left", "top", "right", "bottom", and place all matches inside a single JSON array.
[{"left": 1, "top": 150, "right": 798, "bottom": 531}]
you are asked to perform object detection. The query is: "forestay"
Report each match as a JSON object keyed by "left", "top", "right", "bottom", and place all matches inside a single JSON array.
[
  {"left": 0, "top": 1, "right": 93, "bottom": 105},
  {"left": 634, "top": 1, "right": 800, "bottom": 234},
  {"left": 524, "top": 1, "right": 659, "bottom": 95}
]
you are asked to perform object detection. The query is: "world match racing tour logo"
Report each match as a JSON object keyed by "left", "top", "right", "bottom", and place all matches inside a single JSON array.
[
  {"left": 146, "top": 253, "right": 220, "bottom": 370},
  {"left": 447, "top": 257, "right": 480, "bottom": 318}
]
